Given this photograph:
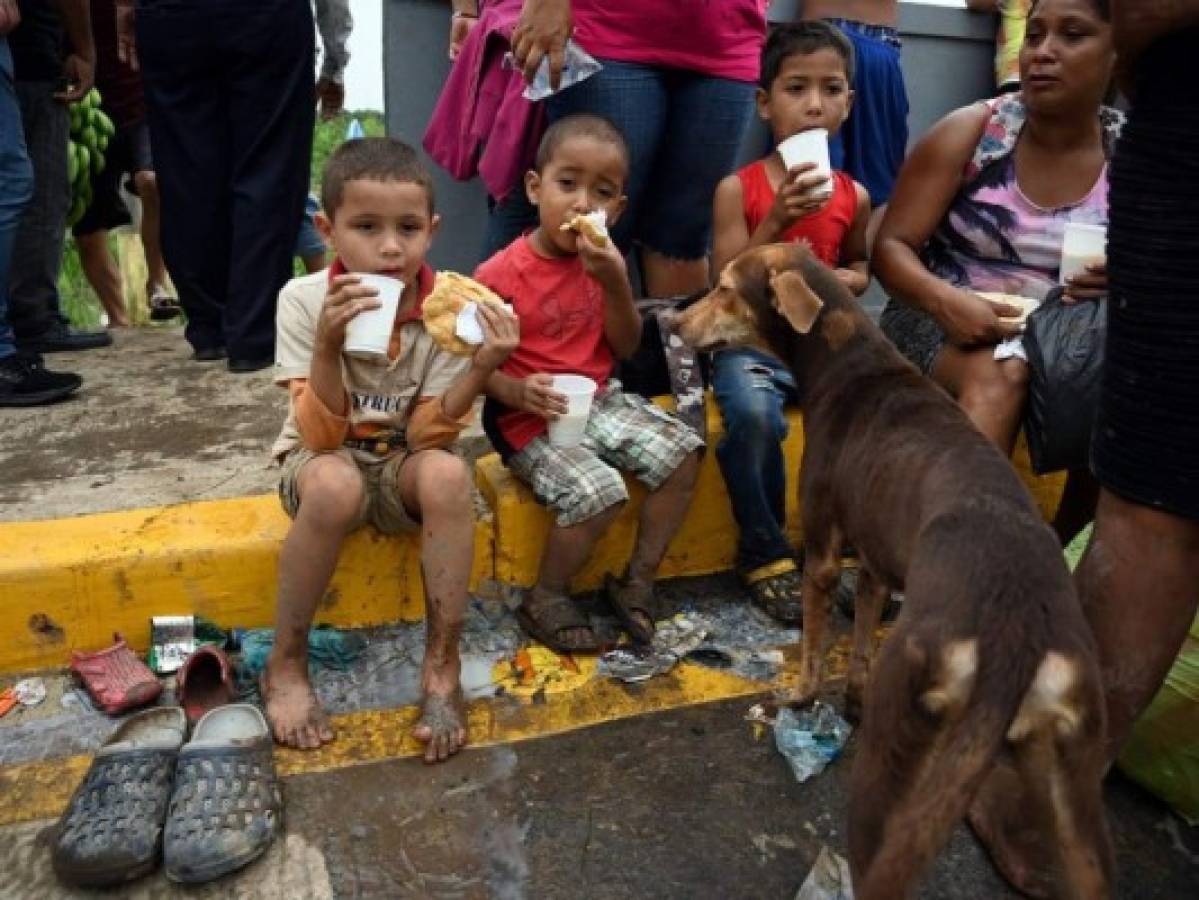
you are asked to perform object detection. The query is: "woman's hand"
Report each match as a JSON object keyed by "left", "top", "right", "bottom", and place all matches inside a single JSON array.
[
  {"left": 1063, "top": 262, "right": 1108, "bottom": 304},
  {"left": 939, "top": 289, "right": 1025, "bottom": 347},
  {"left": 511, "top": 0, "right": 573, "bottom": 90},
  {"left": 448, "top": 11, "right": 478, "bottom": 60}
]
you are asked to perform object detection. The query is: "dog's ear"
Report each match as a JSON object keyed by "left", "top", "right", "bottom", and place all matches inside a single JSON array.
[{"left": 769, "top": 269, "right": 823, "bottom": 334}]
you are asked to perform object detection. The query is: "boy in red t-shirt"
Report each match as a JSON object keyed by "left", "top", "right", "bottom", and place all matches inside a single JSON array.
[
  {"left": 706, "top": 22, "right": 870, "bottom": 625},
  {"left": 476, "top": 115, "right": 702, "bottom": 653}
]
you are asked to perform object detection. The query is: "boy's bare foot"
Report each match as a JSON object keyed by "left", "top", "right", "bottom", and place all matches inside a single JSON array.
[
  {"left": 261, "top": 654, "right": 335, "bottom": 750},
  {"left": 412, "top": 661, "right": 467, "bottom": 764}
]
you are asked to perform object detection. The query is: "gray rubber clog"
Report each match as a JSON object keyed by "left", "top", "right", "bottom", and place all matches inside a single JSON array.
[
  {"left": 163, "top": 703, "right": 282, "bottom": 884},
  {"left": 52, "top": 707, "right": 187, "bottom": 887}
]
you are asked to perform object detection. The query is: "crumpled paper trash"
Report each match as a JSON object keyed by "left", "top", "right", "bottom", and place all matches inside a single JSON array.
[
  {"left": 795, "top": 846, "right": 854, "bottom": 900},
  {"left": 598, "top": 613, "right": 711, "bottom": 683},
  {"left": 774, "top": 702, "right": 852, "bottom": 783}
]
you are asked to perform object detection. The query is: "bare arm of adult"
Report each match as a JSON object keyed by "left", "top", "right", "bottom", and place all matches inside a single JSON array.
[
  {"left": 449, "top": 0, "right": 480, "bottom": 61},
  {"left": 114, "top": 0, "right": 136, "bottom": 71},
  {"left": 872, "top": 103, "right": 1023, "bottom": 347},
  {"left": 55, "top": 0, "right": 96, "bottom": 101},
  {"left": 511, "top": 0, "right": 573, "bottom": 91},
  {"left": 1112, "top": 0, "right": 1199, "bottom": 92}
]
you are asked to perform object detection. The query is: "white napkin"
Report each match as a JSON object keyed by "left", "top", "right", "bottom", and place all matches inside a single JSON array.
[{"left": 455, "top": 301, "right": 485, "bottom": 345}]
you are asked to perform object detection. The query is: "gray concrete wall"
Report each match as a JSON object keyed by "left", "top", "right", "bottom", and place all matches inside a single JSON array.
[{"left": 384, "top": 0, "right": 999, "bottom": 276}]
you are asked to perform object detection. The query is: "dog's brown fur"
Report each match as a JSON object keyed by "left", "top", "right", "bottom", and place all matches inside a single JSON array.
[{"left": 673, "top": 244, "right": 1114, "bottom": 900}]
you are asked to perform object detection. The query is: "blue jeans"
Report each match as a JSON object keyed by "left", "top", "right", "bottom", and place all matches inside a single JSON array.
[
  {"left": 0, "top": 38, "right": 34, "bottom": 360},
  {"left": 711, "top": 348, "right": 801, "bottom": 571},
  {"left": 483, "top": 60, "right": 755, "bottom": 262}
]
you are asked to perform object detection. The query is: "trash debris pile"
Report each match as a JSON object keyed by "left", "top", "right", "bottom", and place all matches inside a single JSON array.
[{"left": 748, "top": 701, "right": 853, "bottom": 784}]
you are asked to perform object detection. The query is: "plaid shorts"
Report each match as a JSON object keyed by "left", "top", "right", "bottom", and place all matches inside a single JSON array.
[
  {"left": 508, "top": 382, "right": 704, "bottom": 527},
  {"left": 277, "top": 447, "right": 420, "bottom": 535}
]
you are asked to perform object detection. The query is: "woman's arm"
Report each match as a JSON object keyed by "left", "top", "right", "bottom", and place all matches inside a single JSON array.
[{"left": 872, "top": 104, "right": 1021, "bottom": 346}]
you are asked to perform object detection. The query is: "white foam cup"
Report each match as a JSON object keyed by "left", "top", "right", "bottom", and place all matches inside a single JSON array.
[
  {"left": 344, "top": 274, "right": 404, "bottom": 357},
  {"left": 546, "top": 374, "right": 597, "bottom": 448},
  {"left": 1059, "top": 222, "right": 1107, "bottom": 284},
  {"left": 778, "top": 128, "right": 833, "bottom": 197}
]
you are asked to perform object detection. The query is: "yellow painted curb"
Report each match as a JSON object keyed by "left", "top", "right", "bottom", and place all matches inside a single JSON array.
[
  {"left": 0, "top": 659, "right": 780, "bottom": 828},
  {"left": 0, "top": 496, "right": 493, "bottom": 674}
]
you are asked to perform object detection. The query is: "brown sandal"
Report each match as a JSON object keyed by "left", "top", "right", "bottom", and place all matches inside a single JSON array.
[
  {"left": 603, "top": 574, "right": 658, "bottom": 645},
  {"left": 743, "top": 559, "right": 804, "bottom": 626},
  {"left": 515, "top": 591, "right": 599, "bottom": 654}
]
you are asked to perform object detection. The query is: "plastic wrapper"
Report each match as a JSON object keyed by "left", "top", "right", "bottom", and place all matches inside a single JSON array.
[
  {"left": 506, "top": 40, "right": 602, "bottom": 101},
  {"left": 1022, "top": 295, "right": 1106, "bottom": 474},
  {"left": 774, "top": 702, "right": 852, "bottom": 783},
  {"left": 1118, "top": 614, "right": 1199, "bottom": 825},
  {"left": 795, "top": 846, "right": 855, "bottom": 900}
]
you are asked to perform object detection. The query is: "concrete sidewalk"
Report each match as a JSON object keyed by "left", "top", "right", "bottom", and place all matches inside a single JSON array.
[{"left": 0, "top": 328, "right": 282, "bottom": 523}]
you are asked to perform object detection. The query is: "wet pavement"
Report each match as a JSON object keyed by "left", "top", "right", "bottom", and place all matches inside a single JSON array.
[{"left": 3, "top": 695, "right": 1196, "bottom": 899}]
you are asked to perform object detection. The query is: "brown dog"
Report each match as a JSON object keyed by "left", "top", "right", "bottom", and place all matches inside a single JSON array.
[{"left": 672, "top": 243, "right": 1114, "bottom": 900}]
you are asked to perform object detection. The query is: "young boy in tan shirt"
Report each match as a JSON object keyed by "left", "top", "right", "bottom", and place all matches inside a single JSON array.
[{"left": 266, "top": 138, "right": 518, "bottom": 763}]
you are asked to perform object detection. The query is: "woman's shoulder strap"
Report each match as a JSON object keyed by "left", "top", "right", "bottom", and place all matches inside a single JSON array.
[{"left": 964, "top": 93, "right": 1026, "bottom": 182}]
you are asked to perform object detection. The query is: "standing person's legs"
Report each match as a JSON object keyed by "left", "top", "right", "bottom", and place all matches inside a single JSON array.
[
  {"left": 74, "top": 231, "right": 128, "bottom": 326},
  {"left": 824, "top": 20, "right": 908, "bottom": 232},
  {"left": 137, "top": 0, "right": 229, "bottom": 357},
  {"left": 968, "top": 30, "right": 1199, "bottom": 898},
  {"left": 635, "top": 70, "right": 756, "bottom": 296},
  {"left": 124, "top": 122, "right": 174, "bottom": 306},
  {"left": 0, "top": 37, "right": 33, "bottom": 360},
  {"left": 222, "top": 0, "right": 314, "bottom": 369},
  {"left": 11, "top": 79, "right": 109, "bottom": 348},
  {"left": 71, "top": 132, "right": 135, "bottom": 327}
]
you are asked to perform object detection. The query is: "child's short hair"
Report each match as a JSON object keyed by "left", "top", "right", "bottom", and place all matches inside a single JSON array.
[
  {"left": 321, "top": 137, "right": 435, "bottom": 217},
  {"left": 760, "top": 21, "right": 856, "bottom": 90},
  {"left": 533, "top": 114, "right": 630, "bottom": 177}
]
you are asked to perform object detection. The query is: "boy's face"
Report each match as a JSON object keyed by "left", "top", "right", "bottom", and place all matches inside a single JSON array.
[
  {"left": 316, "top": 179, "right": 439, "bottom": 283},
  {"left": 525, "top": 135, "right": 628, "bottom": 256},
  {"left": 757, "top": 49, "right": 854, "bottom": 144}
]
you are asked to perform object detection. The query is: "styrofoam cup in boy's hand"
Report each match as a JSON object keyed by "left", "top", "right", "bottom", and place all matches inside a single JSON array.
[
  {"left": 344, "top": 274, "right": 403, "bottom": 357},
  {"left": 778, "top": 128, "right": 833, "bottom": 198},
  {"left": 1059, "top": 222, "right": 1107, "bottom": 284},
  {"left": 546, "top": 374, "right": 597, "bottom": 448}
]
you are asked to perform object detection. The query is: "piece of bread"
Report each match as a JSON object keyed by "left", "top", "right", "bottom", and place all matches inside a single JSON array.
[
  {"left": 421, "top": 271, "right": 508, "bottom": 356},
  {"left": 559, "top": 210, "right": 609, "bottom": 247},
  {"left": 976, "top": 291, "right": 1039, "bottom": 327}
]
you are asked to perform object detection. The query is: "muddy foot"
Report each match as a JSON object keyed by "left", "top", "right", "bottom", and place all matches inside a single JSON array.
[
  {"left": 968, "top": 762, "right": 1057, "bottom": 899},
  {"left": 260, "top": 655, "right": 335, "bottom": 750},
  {"left": 413, "top": 673, "right": 467, "bottom": 764}
]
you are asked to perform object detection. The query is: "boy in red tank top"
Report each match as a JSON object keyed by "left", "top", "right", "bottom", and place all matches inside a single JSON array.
[{"left": 706, "top": 22, "right": 869, "bottom": 623}]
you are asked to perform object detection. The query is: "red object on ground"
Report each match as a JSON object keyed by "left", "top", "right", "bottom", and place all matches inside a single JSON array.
[
  {"left": 175, "top": 645, "right": 236, "bottom": 725},
  {"left": 70, "top": 634, "right": 163, "bottom": 715}
]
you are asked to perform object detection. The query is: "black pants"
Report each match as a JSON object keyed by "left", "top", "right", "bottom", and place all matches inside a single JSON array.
[
  {"left": 136, "top": 0, "right": 314, "bottom": 359},
  {"left": 1092, "top": 29, "right": 1199, "bottom": 521}
]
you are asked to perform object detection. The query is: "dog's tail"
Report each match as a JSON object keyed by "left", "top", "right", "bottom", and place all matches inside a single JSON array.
[{"left": 853, "top": 632, "right": 1041, "bottom": 900}]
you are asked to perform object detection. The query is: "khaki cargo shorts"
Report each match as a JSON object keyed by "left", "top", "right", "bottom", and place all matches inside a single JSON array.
[{"left": 277, "top": 447, "right": 419, "bottom": 535}]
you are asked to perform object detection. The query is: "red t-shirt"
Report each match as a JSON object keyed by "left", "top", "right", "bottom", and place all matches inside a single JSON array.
[
  {"left": 474, "top": 237, "right": 615, "bottom": 454},
  {"left": 736, "top": 162, "right": 859, "bottom": 268},
  {"left": 573, "top": 1, "right": 768, "bottom": 84}
]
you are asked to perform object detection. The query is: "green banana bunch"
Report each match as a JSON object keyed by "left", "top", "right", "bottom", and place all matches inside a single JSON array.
[{"left": 66, "top": 88, "right": 116, "bottom": 227}]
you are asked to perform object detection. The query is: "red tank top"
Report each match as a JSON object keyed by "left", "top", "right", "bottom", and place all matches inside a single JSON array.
[{"left": 736, "top": 162, "right": 858, "bottom": 268}]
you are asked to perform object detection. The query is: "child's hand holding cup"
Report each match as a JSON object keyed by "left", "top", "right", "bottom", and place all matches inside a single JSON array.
[
  {"left": 342, "top": 274, "right": 404, "bottom": 357},
  {"left": 778, "top": 128, "right": 833, "bottom": 200},
  {"left": 316, "top": 273, "right": 386, "bottom": 355}
]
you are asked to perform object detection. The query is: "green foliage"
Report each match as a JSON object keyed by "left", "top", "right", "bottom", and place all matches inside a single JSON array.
[{"left": 58, "top": 109, "right": 386, "bottom": 326}]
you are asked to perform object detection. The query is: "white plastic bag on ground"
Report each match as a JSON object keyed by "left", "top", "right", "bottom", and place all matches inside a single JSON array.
[{"left": 795, "top": 846, "right": 854, "bottom": 900}]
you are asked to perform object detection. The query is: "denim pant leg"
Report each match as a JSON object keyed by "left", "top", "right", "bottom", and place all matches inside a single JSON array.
[
  {"left": 10, "top": 80, "right": 69, "bottom": 341},
  {"left": 711, "top": 348, "right": 800, "bottom": 571},
  {"left": 0, "top": 39, "right": 34, "bottom": 359}
]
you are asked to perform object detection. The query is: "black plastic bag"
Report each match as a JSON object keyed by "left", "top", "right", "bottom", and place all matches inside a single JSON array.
[{"left": 1022, "top": 294, "right": 1107, "bottom": 474}]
